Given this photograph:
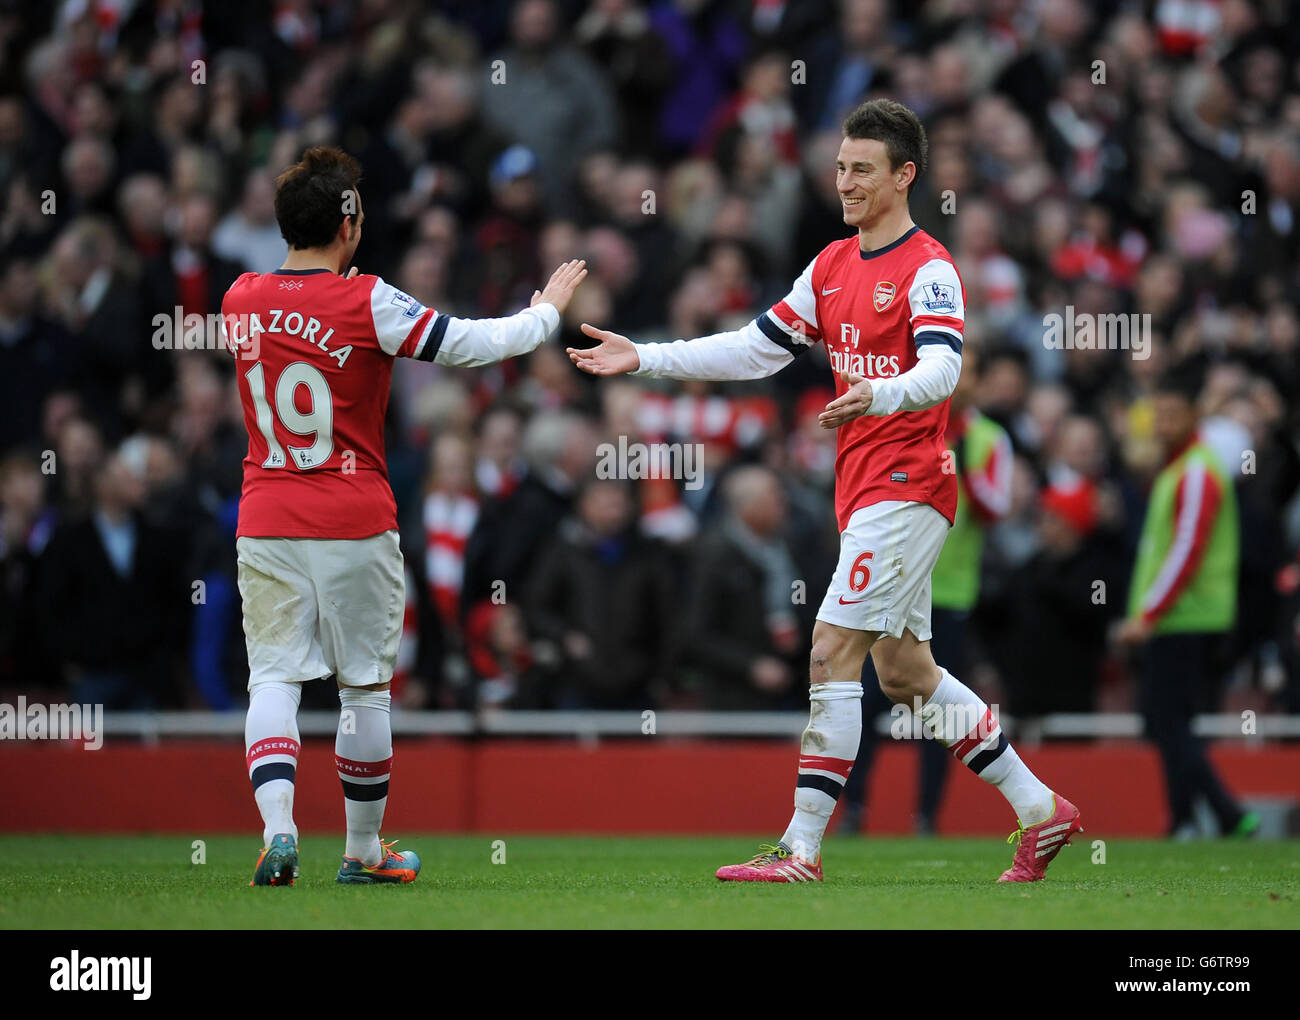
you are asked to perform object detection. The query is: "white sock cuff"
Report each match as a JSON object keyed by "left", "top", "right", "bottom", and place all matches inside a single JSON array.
[
  {"left": 339, "top": 688, "right": 392, "bottom": 713},
  {"left": 249, "top": 680, "right": 303, "bottom": 709},
  {"left": 808, "top": 681, "right": 863, "bottom": 702},
  {"left": 920, "top": 668, "right": 959, "bottom": 713}
]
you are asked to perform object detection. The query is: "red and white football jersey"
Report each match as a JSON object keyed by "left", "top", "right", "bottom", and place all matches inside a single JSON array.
[
  {"left": 222, "top": 269, "right": 447, "bottom": 538},
  {"left": 763, "top": 227, "right": 965, "bottom": 528},
  {"left": 223, "top": 268, "right": 560, "bottom": 539}
]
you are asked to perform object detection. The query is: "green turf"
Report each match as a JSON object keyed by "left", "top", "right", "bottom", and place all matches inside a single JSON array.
[{"left": 1, "top": 834, "right": 1296, "bottom": 929}]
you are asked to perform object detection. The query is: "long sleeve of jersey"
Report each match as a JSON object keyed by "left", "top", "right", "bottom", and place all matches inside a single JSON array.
[
  {"left": 630, "top": 318, "right": 799, "bottom": 381},
  {"left": 630, "top": 258, "right": 820, "bottom": 381},
  {"left": 371, "top": 276, "right": 561, "bottom": 366},
  {"left": 427, "top": 303, "right": 560, "bottom": 367},
  {"left": 862, "top": 344, "right": 962, "bottom": 416}
]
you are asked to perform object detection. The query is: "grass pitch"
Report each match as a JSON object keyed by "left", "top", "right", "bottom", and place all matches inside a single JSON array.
[{"left": 1, "top": 834, "right": 1295, "bottom": 929}]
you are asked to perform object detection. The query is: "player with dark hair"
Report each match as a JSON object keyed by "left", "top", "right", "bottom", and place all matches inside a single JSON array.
[
  {"left": 225, "top": 146, "right": 586, "bottom": 885},
  {"left": 570, "top": 99, "right": 1081, "bottom": 883}
]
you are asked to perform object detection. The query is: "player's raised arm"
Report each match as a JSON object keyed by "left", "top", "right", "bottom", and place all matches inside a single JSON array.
[
  {"left": 377, "top": 259, "right": 587, "bottom": 367},
  {"left": 568, "top": 258, "right": 822, "bottom": 382}
]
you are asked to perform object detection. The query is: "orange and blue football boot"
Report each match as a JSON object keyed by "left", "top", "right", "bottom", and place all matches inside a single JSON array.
[
  {"left": 998, "top": 793, "right": 1083, "bottom": 882},
  {"left": 336, "top": 839, "right": 421, "bottom": 884},
  {"left": 250, "top": 832, "right": 299, "bottom": 887}
]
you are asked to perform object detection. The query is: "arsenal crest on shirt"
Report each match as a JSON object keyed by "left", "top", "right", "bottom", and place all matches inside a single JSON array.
[{"left": 873, "top": 281, "right": 895, "bottom": 311}]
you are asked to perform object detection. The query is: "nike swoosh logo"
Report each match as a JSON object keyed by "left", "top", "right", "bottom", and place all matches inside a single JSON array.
[
  {"left": 822, "top": 286, "right": 843, "bottom": 295},
  {"left": 838, "top": 596, "right": 867, "bottom": 605}
]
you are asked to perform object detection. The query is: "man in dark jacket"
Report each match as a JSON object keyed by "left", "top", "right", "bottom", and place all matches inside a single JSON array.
[
  {"left": 682, "top": 465, "right": 805, "bottom": 709},
  {"left": 524, "top": 477, "right": 674, "bottom": 708},
  {"left": 1005, "top": 480, "right": 1123, "bottom": 718},
  {"left": 34, "top": 448, "right": 190, "bottom": 708},
  {"left": 462, "top": 411, "right": 597, "bottom": 612}
]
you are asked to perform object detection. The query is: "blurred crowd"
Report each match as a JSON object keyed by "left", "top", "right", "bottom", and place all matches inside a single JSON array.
[{"left": 1, "top": 0, "right": 1299, "bottom": 719}]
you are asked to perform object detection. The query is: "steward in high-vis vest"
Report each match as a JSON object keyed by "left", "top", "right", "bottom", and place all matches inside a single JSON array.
[
  {"left": 931, "top": 408, "right": 1013, "bottom": 612},
  {"left": 1126, "top": 432, "right": 1238, "bottom": 633},
  {"left": 1116, "top": 367, "right": 1255, "bottom": 838}
]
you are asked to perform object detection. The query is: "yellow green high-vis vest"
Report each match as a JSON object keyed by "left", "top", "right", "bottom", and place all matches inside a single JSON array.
[
  {"left": 931, "top": 412, "right": 1007, "bottom": 611},
  {"left": 1127, "top": 437, "right": 1238, "bottom": 634}
]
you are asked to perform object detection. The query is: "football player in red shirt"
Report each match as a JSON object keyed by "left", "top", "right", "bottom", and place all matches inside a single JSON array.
[
  {"left": 227, "top": 147, "right": 586, "bottom": 886},
  {"left": 570, "top": 100, "right": 1081, "bottom": 883}
]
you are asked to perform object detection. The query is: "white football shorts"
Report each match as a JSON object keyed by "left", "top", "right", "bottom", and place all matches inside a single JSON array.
[
  {"left": 815, "top": 500, "right": 950, "bottom": 641},
  {"left": 237, "top": 529, "right": 404, "bottom": 690}
]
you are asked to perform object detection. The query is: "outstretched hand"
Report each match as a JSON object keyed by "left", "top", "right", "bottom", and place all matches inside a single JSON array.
[
  {"left": 531, "top": 259, "right": 587, "bottom": 316},
  {"left": 818, "top": 371, "right": 874, "bottom": 429},
  {"left": 567, "top": 323, "right": 640, "bottom": 376}
]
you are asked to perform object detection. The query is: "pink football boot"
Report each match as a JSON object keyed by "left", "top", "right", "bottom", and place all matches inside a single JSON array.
[
  {"left": 998, "top": 794, "right": 1083, "bottom": 883},
  {"left": 716, "top": 843, "right": 823, "bottom": 883}
]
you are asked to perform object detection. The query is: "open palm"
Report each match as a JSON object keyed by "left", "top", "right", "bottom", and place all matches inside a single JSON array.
[{"left": 567, "top": 323, "right": 640, "bottom": 376}]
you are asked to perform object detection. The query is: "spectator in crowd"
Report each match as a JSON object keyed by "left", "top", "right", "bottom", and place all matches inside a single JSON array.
[
  {"left": 42, "top": 219, "right": 145, "bottom": 438},
  {"left": 144, "top": 193, "right": 244, "bottom": 323},
  {"left": 480, "top": 0, "right": 619, "bottom": 216},
  {"left": 649, "top": 0, "right": 747, "bottom": 156},
  {"left": 0, "top": 451, "right": 56, "bottom": 692},
  {"left": 1003, "top": 479, "right": 1123, "bottom": 720},
  {"left": 525, "top": 477, "right": 674, "bottom": 708},
  {"left": 473, "top": 145, "right": 544, "bottom": 316},
  {"left": 47, "top": 412, "right": 103, "bottom": 520},
  {"left": 117, "top": 173, "right": 170, "bottom": 260},
  {"left": 461, "top": 410, "right": 598, "bottom": 615},
  {"left": 681, "top": 465, "right": 804, "bottom": 710},
  {"left": 60, "top": 134, "right": 117, "bottom": 219},
  {"left": 475, "top": 404, "right": 527, "bottom": 499},
  {"left": 423, "top": 432, "right": 481, "bottom": 635},
  {"left": 0, "top": 251, "right": 64, "bottom": 450},
  {"left": 421, "top": 64, "right": 510, "bottom": 228},
  {"left": 212, "top": 169, "right": 286, "bottom": 274},
  {"left": 574, "top": 0, "right": 674, "bottom": 159},
  {"left": 798, "top": 0, "right": 895, "bottom": 132},
  {"left": 34, "top": 447, "right": 190, "bottom": 709},
  {"left": 465, "top": 600, "right": 545, "bottom": 709}
]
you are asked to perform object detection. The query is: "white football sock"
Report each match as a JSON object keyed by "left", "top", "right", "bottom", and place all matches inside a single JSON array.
[
  {"left": 245, "top": 681, "right": 302, "bottom": 846},
  {"left": 336, "top": 688, "right": 393, "bottom": 867},
  {"left": 780, "top": 681, "right": 862, "bottom": 861},
  {"left": 920, "top": 668, "right": 1054, "bottom": 825}
]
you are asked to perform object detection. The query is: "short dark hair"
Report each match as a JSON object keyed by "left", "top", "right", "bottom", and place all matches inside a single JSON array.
[
  {"left": 1154, "top": 362, "right": 1204, "bottom": 405},
  {"left": 842, "top": 98, "right": 928, "bottom": 193},
  {"left": 274, "top": 146, "right": 362, "bottom": 250}
]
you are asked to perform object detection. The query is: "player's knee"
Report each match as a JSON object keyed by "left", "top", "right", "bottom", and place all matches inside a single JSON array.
[
  {"left": 808, "top": 634, "right": 844, "bottom": 685},
  {"left": 808, "top": 643, "right": 831, "bottom": 685}
]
